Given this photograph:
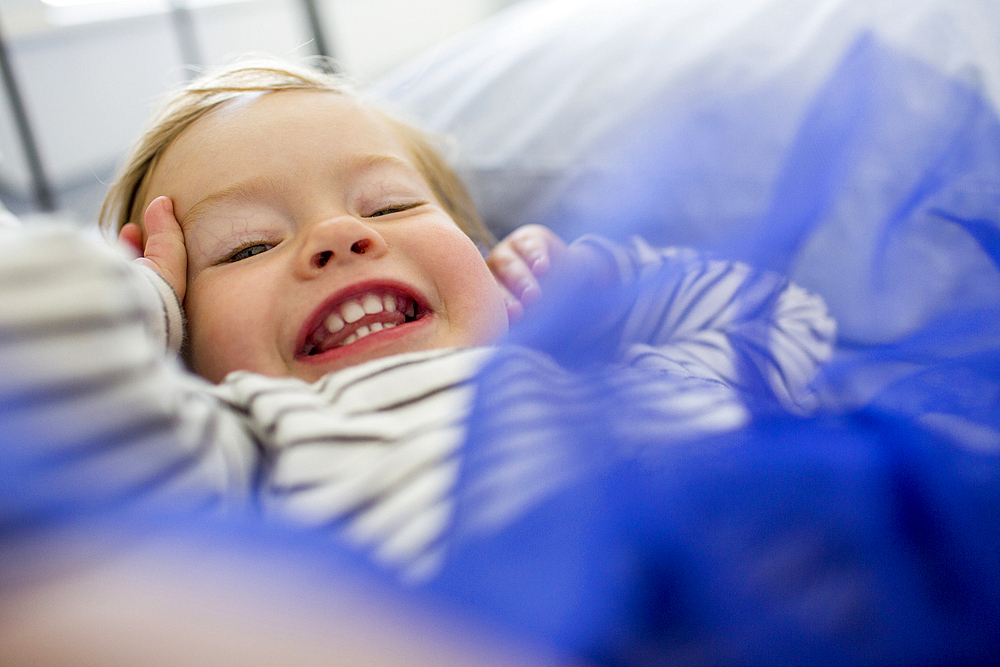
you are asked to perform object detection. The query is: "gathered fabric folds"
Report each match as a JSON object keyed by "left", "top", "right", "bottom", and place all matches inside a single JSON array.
[{"left": 423, "top": 30, "right": 1000, "bottom": 665}]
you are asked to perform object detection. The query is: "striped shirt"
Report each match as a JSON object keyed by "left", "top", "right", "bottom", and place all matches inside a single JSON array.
[{"left": 0, "top": 222, "right": 834, "bottom": 579}]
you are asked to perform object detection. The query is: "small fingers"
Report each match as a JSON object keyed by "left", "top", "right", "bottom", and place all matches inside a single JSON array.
[
  {"left": 144, "top": 196, "right": 182, "bottom": 239},
  {"left": 118, "top": 223, "right": 143, "bottom": 259},
  {"left": 488, "top": 225, "right": 569, "bottom": 320},
  {"left": 496, "top": 281, "right": 525, "bottom": 323},
  {"left": 512, "top": 235, "right": 549, "bottom": 274},
  {"left": 142, "top": 196, "right": 187, "bottom": 301},
  {"left": 509, "top": 225, "right": 567, "bottom": 277},
  {"left": 487, "top": 245, "right": 542, "bottom": 306}
]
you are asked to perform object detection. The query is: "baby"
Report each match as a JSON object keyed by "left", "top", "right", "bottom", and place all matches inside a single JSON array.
[
  {"left": 3, "top": 57, "right": 834, "bottom": 579},
  {"left": 109, "top": 72, "right": 502, "bottom": 383}
]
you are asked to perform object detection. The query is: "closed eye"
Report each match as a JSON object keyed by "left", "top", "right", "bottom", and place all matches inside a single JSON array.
[
  {"left": 367, "top": 202, "right": 426, "bottom": 217},
  {"left": 226, "top": 243, "right": 274, "bottom": 263}
]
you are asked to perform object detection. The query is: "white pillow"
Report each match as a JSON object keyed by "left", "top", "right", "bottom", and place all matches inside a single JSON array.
[{"left": 370, "top": 0, "right": 1000, "bottom": 243}]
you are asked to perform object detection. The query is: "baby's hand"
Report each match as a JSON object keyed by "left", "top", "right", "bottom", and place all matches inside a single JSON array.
[
  {"left": 118, "top": 196, "right": 187, "bottom": 301},
  {"left": 487, "top": 225, "right": 568, "bottom": 321}
]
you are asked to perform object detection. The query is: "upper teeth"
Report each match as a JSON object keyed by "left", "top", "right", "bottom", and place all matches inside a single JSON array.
[
  {"left": 362, "top": 294, "right": 383, "bottom": 314},
  {"left": 325, "top": 293, "right": 404, "bottom": 333},
  {"left": 309, "top": 292, "right": 420, "bottom": 352},
  {"left": 340, "top": 301, "right": 365, "bottom": 325}
]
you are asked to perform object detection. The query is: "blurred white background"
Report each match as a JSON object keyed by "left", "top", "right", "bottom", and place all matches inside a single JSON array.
[{"left": 0, "top": 0, "right": 522, "bottom": 224}]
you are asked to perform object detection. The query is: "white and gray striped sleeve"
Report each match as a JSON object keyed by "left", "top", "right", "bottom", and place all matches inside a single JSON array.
[
  {"left": 576, "top": 235, "right": 837, "bottom": 414},
  {"left": 0, "top": 224, "right": 259, "bottom": 526},
  {"left": 233, "top": 347, "right": 492, "bottom": 582}
]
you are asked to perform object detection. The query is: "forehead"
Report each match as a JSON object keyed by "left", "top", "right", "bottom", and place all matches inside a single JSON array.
[{"left": 145, "top": 90, "right": 411, "bottom": 216}]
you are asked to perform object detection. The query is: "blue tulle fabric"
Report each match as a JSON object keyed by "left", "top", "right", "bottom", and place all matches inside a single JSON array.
[{"left": 424, "top": 34, "right": 1000, "bottom": 664}]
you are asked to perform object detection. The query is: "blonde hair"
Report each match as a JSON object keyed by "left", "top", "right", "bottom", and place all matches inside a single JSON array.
[{"left": 99, "top": 57, "right": 494, "bottom": 248}]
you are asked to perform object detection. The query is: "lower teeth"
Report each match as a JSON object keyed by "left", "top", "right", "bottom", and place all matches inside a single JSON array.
[{"left": 309, "top": 313, "right": 418, "bottom": 355}]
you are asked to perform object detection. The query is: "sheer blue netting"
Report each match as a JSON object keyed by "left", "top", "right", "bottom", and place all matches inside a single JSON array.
[{"left": 427, "top": 34, "right": 1000, "bottom": 663}]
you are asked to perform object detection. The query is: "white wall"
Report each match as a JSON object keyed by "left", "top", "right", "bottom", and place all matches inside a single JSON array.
[
  {"left": 0, "top": 0, "right": 518, "bottom": 221},
  {"left": 321, "top": 0, "right": 507, "bottom": 86}
]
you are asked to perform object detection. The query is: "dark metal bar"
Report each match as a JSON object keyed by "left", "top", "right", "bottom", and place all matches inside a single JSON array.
[
  {"left": 0, "top": 15, "right": 56, "bottom": 212},
  {"left": 300, "top": 0, "right": 337, "bottom": 72},
  {"left": 168, "top": 0, "right": 204, "bottom": 74}
]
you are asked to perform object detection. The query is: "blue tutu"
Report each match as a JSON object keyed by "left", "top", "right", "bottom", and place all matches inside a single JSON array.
[{"left": 411, "top": 24, "right": 1000, "bottom": 665}]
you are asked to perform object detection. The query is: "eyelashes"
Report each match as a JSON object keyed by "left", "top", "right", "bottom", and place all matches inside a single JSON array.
[
  {"left": 365, "top": 201, "right": 427, "bottom": 217},
  {"left": 216, "top": 201, "right": 428, "bottom": 264},
  {"left": 226, "top": 242, "right": 275, "bottom": 263}
]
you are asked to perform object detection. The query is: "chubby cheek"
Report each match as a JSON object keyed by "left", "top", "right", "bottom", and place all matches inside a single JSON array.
[
  {"left": 184, "top": 277, "right": 281, "bottom": 383},
  {"left": 465, "top": 269, "right": 509, "bottom": 344},
  {"left": 429, "top": 233, "right": 509, "bottom": 346}
]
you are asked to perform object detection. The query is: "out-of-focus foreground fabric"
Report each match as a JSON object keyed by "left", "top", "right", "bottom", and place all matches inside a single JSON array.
[{"left": 373, "top": 0, "right": 1000, "bottom": 663}]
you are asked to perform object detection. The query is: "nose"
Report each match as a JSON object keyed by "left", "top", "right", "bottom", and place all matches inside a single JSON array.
[{"left": 295, "top": 216, "right": 388, "bottom": 277}]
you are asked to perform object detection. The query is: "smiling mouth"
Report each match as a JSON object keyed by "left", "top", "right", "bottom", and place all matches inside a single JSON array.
[{"left": 301, "top": 290, "right": 424, "bottom": 356}]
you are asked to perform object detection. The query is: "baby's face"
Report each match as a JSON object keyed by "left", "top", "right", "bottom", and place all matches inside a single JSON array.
[{"left": 143, "top": 90, "right": 508, "bottom": 383}]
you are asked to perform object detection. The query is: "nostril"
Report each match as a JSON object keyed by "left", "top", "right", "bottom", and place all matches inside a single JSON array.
[
  {"left": 314, "top": 250, "right": 333, "bottom": 268},
  {"left": 351, "top": 239, "right": 371, "bottom": 255}
]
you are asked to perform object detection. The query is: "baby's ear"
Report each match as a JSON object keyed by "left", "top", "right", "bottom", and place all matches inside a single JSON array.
[{"left": 118, "top": 222, "right": 143, "bottom": 258}]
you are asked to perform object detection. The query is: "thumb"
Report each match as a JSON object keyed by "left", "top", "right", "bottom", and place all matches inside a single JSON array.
[{"left": 142, "top": 196, "right": 187, "bottom": 302}]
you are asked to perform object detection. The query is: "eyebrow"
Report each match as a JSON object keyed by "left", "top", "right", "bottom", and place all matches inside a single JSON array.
[
  {"left": 346, "top": 153, "right": 415, "bottom": 175},
  {"left": 180, "top": 153, "right": 419, "bottom": 232},
  {"left": 180, "top": 175, "right": 285, "bottom": 233}
]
